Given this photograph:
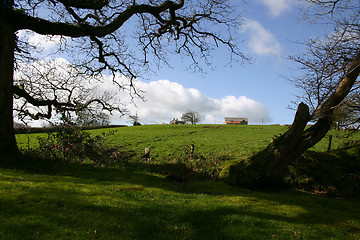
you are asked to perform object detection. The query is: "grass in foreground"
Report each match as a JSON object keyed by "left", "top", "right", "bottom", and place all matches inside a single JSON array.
[
  {"left": 7, "top": 125, "right": 360, "bottom": 239},
  {"left": 1, "top": 158, "right": 360, "bottom": 240}
]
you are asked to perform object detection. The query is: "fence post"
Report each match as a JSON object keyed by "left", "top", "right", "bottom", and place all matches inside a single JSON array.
[{"left": 327, "top": 135, "right": 333, "bottom": 152}]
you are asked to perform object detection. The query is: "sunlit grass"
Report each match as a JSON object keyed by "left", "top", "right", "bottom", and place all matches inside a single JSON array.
[{"left": 16, "top": 124, "right": 360, "bottom": 158}]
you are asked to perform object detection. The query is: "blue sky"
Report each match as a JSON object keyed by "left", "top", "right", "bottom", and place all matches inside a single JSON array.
[
  {"left": 16, "top": 0, "right": 335, "bottom": 126},
  {"left": 126, "top": 0, "right": 333, "bottom": 125}
]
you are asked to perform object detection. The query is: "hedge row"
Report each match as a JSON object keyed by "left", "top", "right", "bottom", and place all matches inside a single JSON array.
[{"left": 14, "top": 125, "right": 127, "bottom": 134}]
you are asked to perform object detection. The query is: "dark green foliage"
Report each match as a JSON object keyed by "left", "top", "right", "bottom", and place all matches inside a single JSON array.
[
  {"left": 226, "top": 154, "right": 286, "bottom": 191},
  {"left": 14, "top": 124, "right": 127, "bottom": 134},
  {"left": 287, "top": 144, "right": 360, "bottom": 198},
  {"left": 34, "top": 124, "right": 134, "bottom": 166},
  {"left": 226, "top": 135, "right": 291, "bottom": 190},
  {"left": 174, "top": 143, "right": 236, "bottom": 179},
  {"left": 228, "top": 141, "right": 360, "bottom": 198}
]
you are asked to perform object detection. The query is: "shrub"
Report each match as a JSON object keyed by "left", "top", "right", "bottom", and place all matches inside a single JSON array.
[
  {"left": 175, "top": 143, "right": 234, "bottom": 179},
  {"left": 287, "top": 145, "right": 360, "bottom": 198},
  {"left": 35, "top": 124, "right": 134, "bottom": 166}
]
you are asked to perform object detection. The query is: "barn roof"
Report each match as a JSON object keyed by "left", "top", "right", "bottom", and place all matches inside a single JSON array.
[{"left": 224, "top": 117, "right": 248, "bottom": 121}]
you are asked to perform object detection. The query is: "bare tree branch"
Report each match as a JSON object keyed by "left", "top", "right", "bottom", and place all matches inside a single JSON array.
[{"left": 13, "top": 59, "right": 125, "bottom": 123}]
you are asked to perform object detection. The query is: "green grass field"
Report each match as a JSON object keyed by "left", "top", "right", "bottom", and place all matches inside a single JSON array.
[
  {"left": 1, "top": 124, "right": 359, "bottom": 239},
  {"left": 15, "top": 124, "right": 358, "bottom": 166}
]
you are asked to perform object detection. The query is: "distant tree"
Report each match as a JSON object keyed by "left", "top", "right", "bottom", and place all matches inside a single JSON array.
[
  {"left": 129, "top": 114, "right": 141, "bottom": 126},
  {"left": 1, "top": 0, "right": 248, "bottom": 157},
  {"left": 76, "top": 110, "right": 110, "bottom": 126},
  {"left": 13, "top": 122, "right": 26, "bottom": 129},
  {"left": 181, "top": 110, "right": 200, "bottom": 124}
]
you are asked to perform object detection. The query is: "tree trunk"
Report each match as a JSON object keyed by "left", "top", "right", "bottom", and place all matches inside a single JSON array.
[
  {"left": 228, "top": 53, "right": 360, "bottom": 190},
  {"left": 0, "top": 2, "right": 19, "bottom": 159},
  {"left": 227, "top": 103, "right": 314, "bottom": 189}
]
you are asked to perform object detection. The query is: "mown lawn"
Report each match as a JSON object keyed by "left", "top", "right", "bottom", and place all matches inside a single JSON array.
[{"left": 3, "top": 124, "right": 360, "bottom": 239}]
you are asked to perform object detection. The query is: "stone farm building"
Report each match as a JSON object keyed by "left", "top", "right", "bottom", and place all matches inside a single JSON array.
[
  {"left": 224, "top": 117, "right": 248, "bottom": 125},
  {"left": 170, "top": 118, "right": 186, "bottom": 125}
]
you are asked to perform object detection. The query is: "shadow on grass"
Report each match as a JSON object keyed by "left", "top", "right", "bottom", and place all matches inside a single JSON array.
[
  {"left": 1, "top": 153, "right": 360, "bottom": 239},
  {"left": 0, "top": 190, "right": 295, "bottom": 240},
  {"left": 289, "top": 145, "right": 360, "bottom": 198},
  {"left": 1, "top": 178, "right": 359, "bottom": 240}
]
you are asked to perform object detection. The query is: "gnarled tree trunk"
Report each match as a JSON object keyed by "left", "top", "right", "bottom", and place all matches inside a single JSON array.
[
  {"left": 0, "top": 1, "right": 19, "bottom": 158},
  {"left": 228, "top": 53, "right": 360, "bottom": 189}
]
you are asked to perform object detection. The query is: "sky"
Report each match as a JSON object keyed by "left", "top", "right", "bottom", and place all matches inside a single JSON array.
[
  {"left": 16, "top": 0, "right": 336, "bottom": 126},
  {"left": 122, "top": 0, "right": 333, "bottom": 125}
]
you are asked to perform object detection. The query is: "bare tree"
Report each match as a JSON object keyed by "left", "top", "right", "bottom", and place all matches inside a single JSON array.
[
  {"left": 1, "top": 0, "right": 249, "bottom": 156},
  {"left": 76, "top": 110, "right": 111, "bottom": 126},
  {"left": 13, "top": 58, "right": 123, "bottom": 125},
  {"left": 129, "top": 114, "right": 141, "bottom": 126},
  {"left": 331, "top": 94, "right": 360, "bottom": 129},
  {"left": 229, "top": 0, "right": 360, "bottom": 189},
  {"left": 181, "top": 110, "right": 200, "bottom": 124}
]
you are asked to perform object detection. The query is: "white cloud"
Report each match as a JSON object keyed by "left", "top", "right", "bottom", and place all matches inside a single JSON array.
[
  {"left": 260, "top": 0, "right": 295, "bottom": 17},
  {"left": 109, "top": 79, "right": 272, "bottom": 125},
  {"left": 240, "top": 18, "right": 282, "bottom": 56},
  {"left": 17, "top": 30, "right": 66, "bottom": 50},
  {"left": 14, "top": 60, "right": 272, "bottom": 126}
]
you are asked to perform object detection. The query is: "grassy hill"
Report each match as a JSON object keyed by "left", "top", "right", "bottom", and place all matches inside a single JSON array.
[
  {"left": 15, "top": 124, "right": 360, "bottom": 178},
  {"left": 15, "top": 124, "right": 357, "bottom": 161},
  {"left": 0, "top": 124, "right": 359, "bottom": 239}
]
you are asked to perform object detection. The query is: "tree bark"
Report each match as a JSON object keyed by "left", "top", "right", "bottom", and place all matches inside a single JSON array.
[
  {"left": 0, "top": 1, "right": 19, "bottom": 158},
  {"left": 228, "top": 53, "right": 360, "bottom": 190}
]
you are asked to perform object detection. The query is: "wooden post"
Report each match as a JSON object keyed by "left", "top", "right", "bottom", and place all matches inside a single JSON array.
[
  {"left": 144, "top": 148, "right": 150, "bottom": 160},
  {"left": 190, "top": 144, "right": 195, "bottom": 160},
  {"left": 327, "top": 135, "right": 333, "bottom": 152}
]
